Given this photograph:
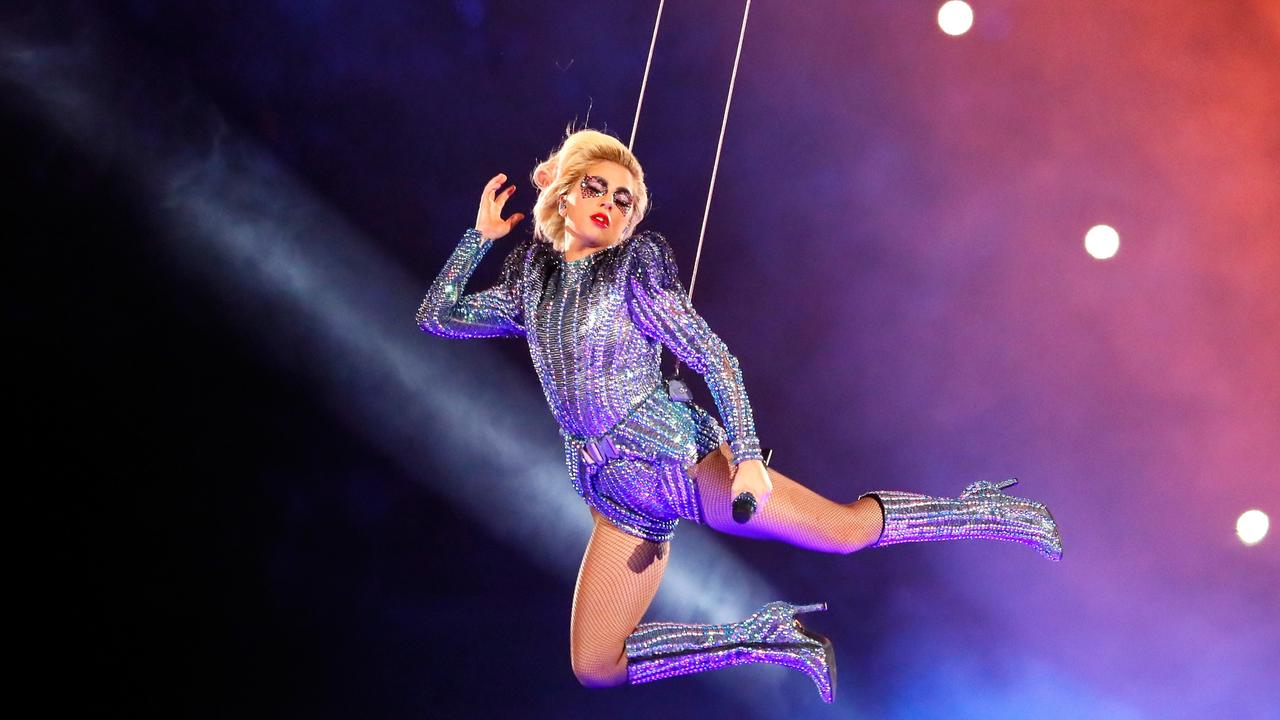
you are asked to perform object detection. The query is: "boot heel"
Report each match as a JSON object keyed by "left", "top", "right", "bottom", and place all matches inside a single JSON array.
[
  {"left": 963, "top": 477, "right": 1019, "bottom": 496},
  {"left": 791, "top": 602, "right": 827, "bottom": 616}
]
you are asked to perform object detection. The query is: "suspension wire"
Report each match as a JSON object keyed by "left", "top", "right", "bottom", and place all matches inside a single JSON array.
[
  {"left": 628, "top": 0, "right": 665, "bottom": 152},
  {"left": 627, "top": 0, "right": 751, "bottom": 382},
  {"left": 687, "top": 0, "right": 750, "bottom": 306}
]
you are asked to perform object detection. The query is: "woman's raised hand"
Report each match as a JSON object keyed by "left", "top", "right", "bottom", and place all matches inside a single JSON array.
[{"left": 474, "top": 173, "right": 525, "bottom": 241}]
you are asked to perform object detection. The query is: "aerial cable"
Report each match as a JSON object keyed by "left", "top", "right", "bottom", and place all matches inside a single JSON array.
[
  {"left": 627, "top": 0, "right": 752, "bottom": 395},
  {"left": 688, "top": 0, "right": 750, "bottom": 307},
  {"left": 627, "top": 0, "right": 665, "bottom": 153}
]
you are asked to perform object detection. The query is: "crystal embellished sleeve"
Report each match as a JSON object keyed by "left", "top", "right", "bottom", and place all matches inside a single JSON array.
[
  {"left": 416, "top": 228, "right": 526, "bottom": 339},
  {"left": 625, "top": 233, "right": 764, "bottom": 466}
]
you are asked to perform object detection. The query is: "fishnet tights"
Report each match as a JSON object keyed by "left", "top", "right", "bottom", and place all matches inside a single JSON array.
[
  {"left": 568, "top": 442, "right": 884, "bottom": 687},
  {"left": 692, "top": 442, "right": 885, "bottom": 553},
  {"left": 569, "top": 507, "right": 670, "bottom": 687}
]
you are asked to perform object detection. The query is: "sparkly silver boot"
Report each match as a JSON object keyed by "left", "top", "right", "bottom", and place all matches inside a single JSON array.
[
  {"left": 862, "top": 478, "right": 1063, "bottom": 561},
  {"left": 625, "top": 600, "right": 837, "bottom": 703}
]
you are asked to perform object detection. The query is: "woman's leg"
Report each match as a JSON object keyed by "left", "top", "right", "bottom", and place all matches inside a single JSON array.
[
  {"left": 689, "top": 442, "right": 1063, "bottom": 560},
  {"left": 569, "top": 507, "right": 670, "bottom": 687},
  {"left": 569, "top": 466, "right": 836, "bottom": 702},
  {"left": 691, "top": 443, "right": 884, "bottom": 554}
]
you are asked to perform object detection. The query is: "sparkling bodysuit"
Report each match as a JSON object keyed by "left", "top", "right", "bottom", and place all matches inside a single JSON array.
[{"left": 417, "top": 228, "right": 764, "bottom": 542}]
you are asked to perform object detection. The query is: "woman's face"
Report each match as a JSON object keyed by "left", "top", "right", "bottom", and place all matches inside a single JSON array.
[{"left": 561, "top": 160, "right": 638, "bottom": 250}]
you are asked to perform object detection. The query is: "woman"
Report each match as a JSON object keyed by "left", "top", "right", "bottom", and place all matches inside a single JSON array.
[{"left": 416, "top": 129, "right": 1062, "bottom": 703}]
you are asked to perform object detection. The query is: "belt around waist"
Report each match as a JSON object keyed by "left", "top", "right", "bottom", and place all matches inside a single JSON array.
[{"left": 562, "top": 384, "right": 666, "bottom": 468}]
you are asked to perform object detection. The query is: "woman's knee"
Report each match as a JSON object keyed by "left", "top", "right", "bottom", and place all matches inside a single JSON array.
[{"left": 569, "top": 646, "right": 628, "bottom": 688}]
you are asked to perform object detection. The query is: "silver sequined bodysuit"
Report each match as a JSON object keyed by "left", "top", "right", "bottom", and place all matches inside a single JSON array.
[{"left": 417, "top": 228, "right": 764, "bottom": 542}]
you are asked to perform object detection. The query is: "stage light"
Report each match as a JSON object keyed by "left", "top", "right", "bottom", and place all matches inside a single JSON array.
[
  {"left": 1236, "top": 510, "right": 1269, "bottom": 545},
  {"left": 0, "top": 16, "right": 781, "bottom": 633},
  {"left": 1084, "top": 224, "right": 1120, "bottom": 260},
  {"left": 938, "top": 1, "right": 974, "bottom": 36}
]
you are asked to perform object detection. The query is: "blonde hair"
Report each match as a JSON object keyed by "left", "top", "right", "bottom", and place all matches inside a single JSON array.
[{"left": 529, "top": 127, "right": 650, "bottom": 250}]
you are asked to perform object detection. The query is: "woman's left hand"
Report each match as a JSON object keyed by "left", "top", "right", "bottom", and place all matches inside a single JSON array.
[{"left": 730, "top": 459, "right": 773, "bottom": 514}]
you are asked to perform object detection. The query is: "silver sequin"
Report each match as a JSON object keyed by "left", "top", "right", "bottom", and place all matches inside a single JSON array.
[
  {"left": 625, "top": 600, "right": 836, "bottom": 703},
  {"left": 418, "top": 228, "right": 764, "bottom": 542},
  {"left": 862, "top": 478, "right": 1064, "bottom": 560}
]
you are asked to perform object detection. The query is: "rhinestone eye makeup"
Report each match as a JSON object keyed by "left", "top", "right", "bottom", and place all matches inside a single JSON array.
[{"left": 579, "top": 174, "right": 635, "bottom": 216}]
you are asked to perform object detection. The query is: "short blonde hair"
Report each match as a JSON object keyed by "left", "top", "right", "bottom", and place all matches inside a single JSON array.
[{"left": 529, "top": 128, "right": 650, "bottom": 250}]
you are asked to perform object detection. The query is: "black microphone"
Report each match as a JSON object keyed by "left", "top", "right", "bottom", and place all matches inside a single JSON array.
[
  {"left": 732, "top": 492, "right": 757, "bottom": 524},
  {"left": 730, "top": 447, "right": 772, "bottom": 523}
]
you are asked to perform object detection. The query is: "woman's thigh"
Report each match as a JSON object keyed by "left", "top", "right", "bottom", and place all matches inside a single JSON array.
[
  {"left": 569, "top": 508, "right": 671, "bottom": 687},
  {"left": 689, "top": 442, "right": 881, "bottom": 554}
]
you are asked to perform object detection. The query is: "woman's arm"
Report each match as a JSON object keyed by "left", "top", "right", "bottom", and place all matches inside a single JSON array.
[
  {"left": 625, "top": 233, "right": 764, "bottom": 466},
  {"left": 416, "top": 228, "right": 526, "bottom": 339}
]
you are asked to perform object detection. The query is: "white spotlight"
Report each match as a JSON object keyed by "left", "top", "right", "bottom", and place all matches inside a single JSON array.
[
  {"left": 1084, "top": 224, "right": 1120, "bottom": 260},
  {"left": 1236, "top": 510, "right": 1269, "bottom": 546},
  {"left": 938, "top": 1, "right": 974, "bottom": 36}
]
